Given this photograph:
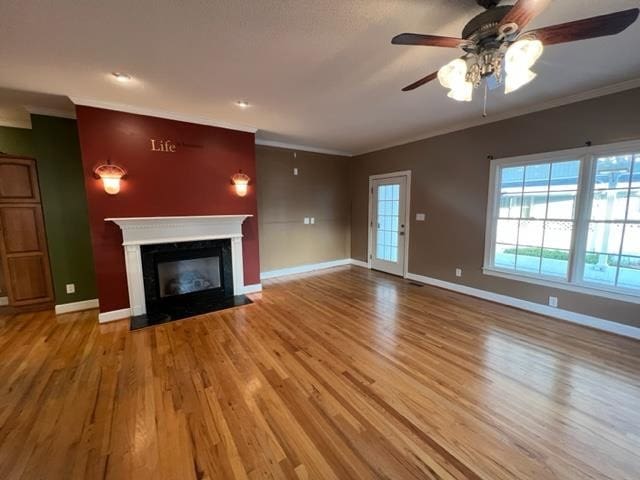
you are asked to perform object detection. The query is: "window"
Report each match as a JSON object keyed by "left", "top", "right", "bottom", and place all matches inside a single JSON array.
[{"left": 485, "top": 141, "right": 640, "bottom": 301}]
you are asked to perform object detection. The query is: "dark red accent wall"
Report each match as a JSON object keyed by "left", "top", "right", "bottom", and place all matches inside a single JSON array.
[{"left": 76, "top": 106, "right": 259, "bottom": 313}]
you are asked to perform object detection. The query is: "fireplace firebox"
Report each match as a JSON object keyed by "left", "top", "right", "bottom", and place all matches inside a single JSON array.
[{"left": 130, "top": 239, "right": 251, "bottom": 329}]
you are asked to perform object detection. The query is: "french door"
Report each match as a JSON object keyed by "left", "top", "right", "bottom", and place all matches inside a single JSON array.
[{"left": 370, "top": 173, "right": 408, "bottom": 276}]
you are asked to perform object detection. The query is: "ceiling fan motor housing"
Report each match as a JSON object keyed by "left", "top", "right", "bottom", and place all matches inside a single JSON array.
[{"left": 462, "top": 5, "right": 513, "bottom": 53}]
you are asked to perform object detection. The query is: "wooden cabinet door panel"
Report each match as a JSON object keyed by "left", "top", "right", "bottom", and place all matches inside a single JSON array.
[
  {"left": 0, "top": 159, "right": 39, "bottom": 203},
  {"left": 0, "top": 157, "right": 52, "bottom": 306},
  {"left": 1, "top": 206, "right": 42, "bottom": 253},
  {"left": 7, "top": 255, "right": 50, "bottom": 302}
]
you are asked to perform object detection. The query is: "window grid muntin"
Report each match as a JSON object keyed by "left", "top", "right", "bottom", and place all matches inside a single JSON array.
[{"left": 496, "top": 160, "right": 578, "bottom": 279}]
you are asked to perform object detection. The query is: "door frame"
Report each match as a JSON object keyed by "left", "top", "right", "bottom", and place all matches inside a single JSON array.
[{"left": 367, "top": 170, "right": 412, "bottom": 278}]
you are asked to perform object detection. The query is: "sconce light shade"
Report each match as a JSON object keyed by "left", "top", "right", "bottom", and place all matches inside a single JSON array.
[
  {"left": 94, "top": 163, "right": 126, "bottom": 195},
  {"left": 231, "top": 170, "right": 250, "bottom": 197}
]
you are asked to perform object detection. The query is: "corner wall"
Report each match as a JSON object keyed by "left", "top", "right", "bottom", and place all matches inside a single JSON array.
[
  {"left": 256, "top": 145, "right": 351, "bottom": 273},
  {"left": 350, "top": 87, "right": 640, "bottom": 328}
]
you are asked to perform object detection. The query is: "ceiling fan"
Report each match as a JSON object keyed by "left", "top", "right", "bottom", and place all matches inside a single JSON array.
[{"left": 392, "top": 0, "right": 639, "bottom": 102}]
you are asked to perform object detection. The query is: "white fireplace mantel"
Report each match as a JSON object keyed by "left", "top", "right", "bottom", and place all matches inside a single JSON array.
[{"left": 104, "top": 215, "right": 257, "bottom": 321}]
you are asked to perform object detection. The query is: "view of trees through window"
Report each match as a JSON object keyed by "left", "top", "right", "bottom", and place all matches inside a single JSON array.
[{"left": 488, "top": 147, "right": 640, "bottom": 295}]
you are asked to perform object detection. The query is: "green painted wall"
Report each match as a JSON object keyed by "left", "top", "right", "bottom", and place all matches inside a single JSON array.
[
  {"left": 30, "top": 114, "right": 97, "bottom": 304},
  {"left": 0, "top": 125, "right": 33, "bottom": 157}
]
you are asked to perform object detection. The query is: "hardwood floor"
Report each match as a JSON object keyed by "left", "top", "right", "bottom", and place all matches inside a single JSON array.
[{"left": 1, "top": 266, "right": 639, "bottom": 479}]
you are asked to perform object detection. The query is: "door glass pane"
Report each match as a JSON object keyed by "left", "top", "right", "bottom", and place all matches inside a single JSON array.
[{"left": 376, "top": 183, "right": 400, "bottom": 262}]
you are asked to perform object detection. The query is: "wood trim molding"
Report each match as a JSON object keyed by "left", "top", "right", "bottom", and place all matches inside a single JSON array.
[
  {"left": 55, "top": 298, "right": 99, "bottom": 315},
  {"left": 405, "top": 272, "right": 640, "bottom": 340},
  {"left": 260, "top": 259, "right": 352, "bottom": 280},
  {"left": 70, "top": 97, "right": 258, "bottom": 133}
]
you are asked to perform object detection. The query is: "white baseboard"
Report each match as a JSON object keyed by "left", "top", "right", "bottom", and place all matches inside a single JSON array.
[
  {"left": 55, "top": 298, "right": 99, "bottom": 315},
  {"left": 350, "top": 258, "right": 369, "bottom": 268},
  {"left": 0, "top": 296, "right": 8, "bottom": 306},
  {"left": 260, "top": 259, "right": 352, "bottom": 280},
  {"left": 406, "top": 272, "right": 640, "bottom": 340},
  {"left": 240, "top": 283, "right": 263, "bottom": 294},
  {"left": 98, "top": 308, "right": 131, "bottom": 323}
]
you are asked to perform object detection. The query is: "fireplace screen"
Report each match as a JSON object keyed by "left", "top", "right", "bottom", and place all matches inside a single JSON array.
[{"left": 157, "top": 256, "right": 221, "bottom": 297}]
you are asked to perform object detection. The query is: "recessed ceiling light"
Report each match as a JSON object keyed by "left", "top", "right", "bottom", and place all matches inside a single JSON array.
[
  {"left": 235, "top": 100, "right": 250, "bottom": 108},
  {"left": 111, "top": 72, "right": 132, "bottom": 83}
]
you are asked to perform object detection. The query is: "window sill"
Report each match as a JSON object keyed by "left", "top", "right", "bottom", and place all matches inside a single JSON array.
[{"left": 482, "top": 267, "right": 640, "bottom": 305}]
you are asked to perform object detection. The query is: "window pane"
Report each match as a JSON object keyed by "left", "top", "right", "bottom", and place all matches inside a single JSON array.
[
  {"left": 583, "top": 253, "right": 619, "bottom": 286},
  {"left": 541, "top": 249, "right": 569, "bottom": 278},
  {"left": 547, "top": 191, "right": 576, "bottom": 219},
  {"left": 550, "top": 160, "right": 580, "bottom": 191},
  {"left": 524, "top": 163, "right": 550, "bottom": 192},
  {"left": 496, "top": 219, "right": 518, "bottom": 244},
  {"left": 516, "top": 246, "right": 541, "bottom": 273},
  {"left": 621, "top": 223, "right": 640, "bottom": 257},
  {"left": 628, "top": 190, "right": 640, "bottom": 221},
  {"left": 594, "top": 155, "right": 632, "bottom": 189},
  {"left": 586, "top": 222, "right": 624, "bottom": 254},
  {"left": 520, "top": 193, "right": 548, "bottom": 219},
  {"left": 499, "top": 194, "right": 522, "bottom": 218},
  {"left": 543, "top": 221, "right": 573, "bottom": 250},
  {"left": 632, "top": 156, "right": 640, "bottom": 189},
  {"left": 617, "top": 256, "right": 640, "bottom": 290},
  {"left": 518, "top": 220, "right": 543, "bottom": 247},
  {"left": 590, "top": 190, "right": 629, "bottom": 221},
  {"left": 495, "top": 244, "right": 516, "bottom": 269},
  {"left": 501, "top": 166, "right": 524, "bottom": 193}
]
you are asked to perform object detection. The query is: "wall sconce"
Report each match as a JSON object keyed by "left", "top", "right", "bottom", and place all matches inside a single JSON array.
[
  {"left": 94, "top": 161, "right": 126, "bottom": 195},
  {"left": 231, "top": 170, "right": 250, "bottom": 197}
]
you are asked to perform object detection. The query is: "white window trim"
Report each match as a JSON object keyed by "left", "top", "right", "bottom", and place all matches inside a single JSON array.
[{"left": 483, "top": 139, "right": 640, "bottom": 304}]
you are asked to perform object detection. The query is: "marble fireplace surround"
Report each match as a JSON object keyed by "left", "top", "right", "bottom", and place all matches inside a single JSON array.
[{"left": 104, "top": 215, "right": 260, "bottom": 322}]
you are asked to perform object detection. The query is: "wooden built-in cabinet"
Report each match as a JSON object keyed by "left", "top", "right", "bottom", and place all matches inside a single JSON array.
[{"left": 0, "top": 156, "right": 53, "bottom": 307}]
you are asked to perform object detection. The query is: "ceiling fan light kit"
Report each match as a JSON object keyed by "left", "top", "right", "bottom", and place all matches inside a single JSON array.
[{"left": 392, "top": 0, "right": 639, "bottom": 103}]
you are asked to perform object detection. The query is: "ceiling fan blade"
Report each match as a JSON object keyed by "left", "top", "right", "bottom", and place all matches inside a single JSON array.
[
  {"left": 392, "top": 33, "right": 463, "bottom": 48},
  {"left": 402, "top": 71, "right": 438, "bottom": 92},
  {"left": 525, "top": 8, "right": 639, "bottom": 46},
  {"left": 499, "top": 0, "right": 551, "bottom": 32}
]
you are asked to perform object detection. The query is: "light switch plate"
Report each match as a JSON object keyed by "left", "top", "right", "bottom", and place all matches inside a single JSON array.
[
  {"left": 416, "top": 213, "right": 426, "bottom": 221},
  {"left": 293, "top": 168, "right": 298, "bottom": 175},
  {"left": 304, "top": 217, "right": 310, "bottom": 224},
  {"left": 66, "top": 283, "right": 75, "bottom": 294},
  {"left": 310, "top": 217, "right": 315, "bottom": 224}
]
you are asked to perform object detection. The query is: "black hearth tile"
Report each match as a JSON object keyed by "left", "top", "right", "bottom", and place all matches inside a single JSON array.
[{"left": 130, "top": 294, "right": 253, "bottom": 331}]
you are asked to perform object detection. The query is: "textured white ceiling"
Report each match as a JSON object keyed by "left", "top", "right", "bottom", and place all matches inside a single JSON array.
[{"left": 0, "top": 0, "right": 639, "bottom": 154}]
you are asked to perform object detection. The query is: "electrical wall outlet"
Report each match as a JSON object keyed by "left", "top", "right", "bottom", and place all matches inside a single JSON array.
[
  {"left": 66, "top": 283, "right": 76, "bottom": 294},
  {"left": 310, "top": 217, "right": 315, "bottom": 224},
  {"left": 293, "top": 167, "right": 298, "bottom": 175},
  {"left": 548, "top": 296, "right": 558, "bottom": 308},
  {"left": 455, "top": 268, "right": 462, "bottom": 278},
  {"left": 416, "top": 213, "right": 426, "bottom": 221},
  {"left": 304, "top": 217, "right": 310, "bottom": 224}
]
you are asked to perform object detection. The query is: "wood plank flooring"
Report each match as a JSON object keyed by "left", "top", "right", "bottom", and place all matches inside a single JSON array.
[{"left": 1, "top": 266, "right": 639, "bottom": 479}]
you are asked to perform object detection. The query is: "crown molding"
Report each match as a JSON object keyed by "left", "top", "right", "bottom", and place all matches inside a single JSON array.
[
  {"left": 255, "top": 138, "right": 353, "bottom": 157},
  {"left": 69, "top": 97, "right": 258, "bottom": 133},
  {"left": 355, "top": 77, "right": 640, "bottom": 156},
  {"left": 25, "top": 106, "right": 76, "bottom": 119},
  {"left": 0, "top": 117, "right": 31, "bottom": 129}
]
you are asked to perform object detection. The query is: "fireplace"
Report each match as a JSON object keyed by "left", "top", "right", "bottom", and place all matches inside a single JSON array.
[
  {"left": 105, "top": 215, "right": 258, "bottom": 328},
  {"left": 141, "top": 239, "right": 234, "bottom": 317}
]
